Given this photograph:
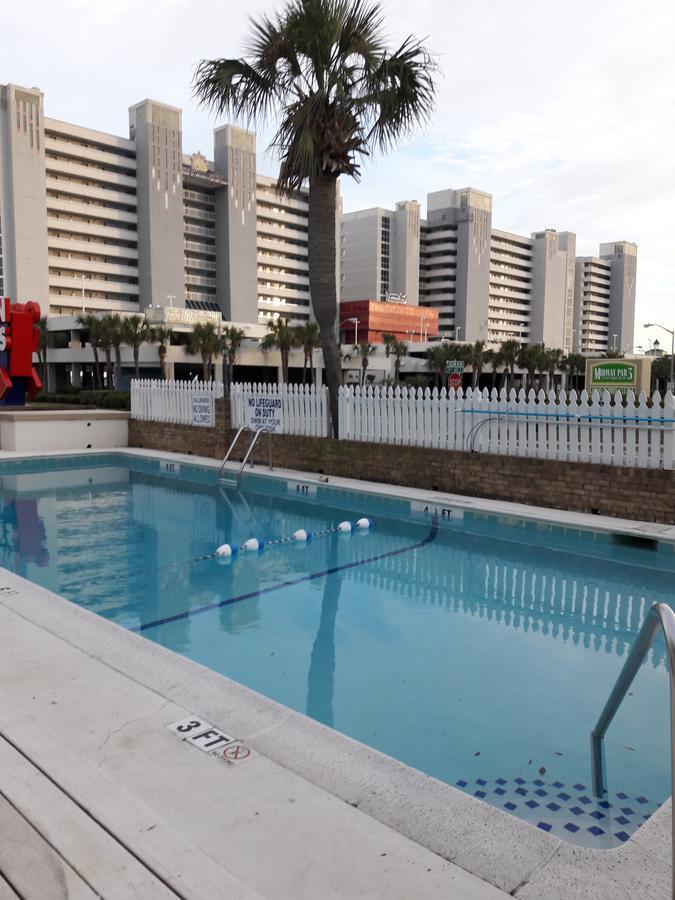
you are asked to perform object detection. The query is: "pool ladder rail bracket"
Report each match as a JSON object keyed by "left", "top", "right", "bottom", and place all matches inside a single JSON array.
[
  {"left": 591, "top": 601, "right": 675, "bottom": 898},
  {"left": 218, "top": 426, "right": 273, "bottom": 488}
]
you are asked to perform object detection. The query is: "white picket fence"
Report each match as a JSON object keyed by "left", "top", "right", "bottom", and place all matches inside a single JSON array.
[
  {"left": 230, "top": 383, "right": 330, "bottom": 437},
  {"left": 338, "top": 385, "right": 675, "bottom": 470},
  {"left": 131, "top": 379, "right": 224, "bottom": 425}
]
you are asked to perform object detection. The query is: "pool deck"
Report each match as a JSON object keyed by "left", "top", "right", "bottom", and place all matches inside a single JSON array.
[{"left": 0, "top": 447, "right": 672, "bottom": 898}]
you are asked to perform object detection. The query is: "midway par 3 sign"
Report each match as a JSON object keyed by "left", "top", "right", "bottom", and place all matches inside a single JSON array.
[{"left": 585, "top": 358, "right": 652, "bottom": 394}]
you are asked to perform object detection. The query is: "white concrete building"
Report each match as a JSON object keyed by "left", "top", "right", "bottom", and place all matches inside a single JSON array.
[{"left": 342, "top": 188, "right": 633, "bottom": 353}]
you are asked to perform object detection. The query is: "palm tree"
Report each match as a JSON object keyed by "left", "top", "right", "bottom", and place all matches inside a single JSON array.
[
  {"left": 122, "top": 316, "right": 151, "bottom": 380},
  {"left": 517, "top": 344, "right": 540, "bottom": 392},
  {"left": 352, "top": 341, "right": 376, "bottom": 386},
  {"left": 425, "top": 344, "right": 448, "bottom": 389},
  {"left": 108, "top": 314, "right": 125, "bottom": 387},
  {"left": 261, "top": 318, "right": 297, "bottom": 383},
  {"left": 294, "top": 322, "right": 320, "bottom": 385},
  {"left": 382, "top": 333, "right": 396, "bottom": 358},
  {"left": 391, "top": 340, "right": 407, "bottom": 386},
  {"left": 499, "top": 339, "right": 521, "bottom": 392},
  {"left": 188, "top": 321, "right": 220, "bottom": 382},
  {"left": 565, "top": 352, "right": 586, "bottom": 392},
  {"left": 222, "top": 326, "right": 246, "bottom": 392},
  {"left": 194, "top": 0, "right": 436, "bottom": 436},
  {"left": 545, "top": 348, "right": 565, "bottom": 392},
  {"left": 77, "top": 313, "right": 103, "bottom": 389},
  {"left": 152, "top": 327, "right": 173, "bottom": 381},
  {"left": 466, "top": 340, "right": 487, "bottom": 388},
  {"left": 98, "top": 317, "right": 115, "bottom": 388},
  {"left": 37, "top": 317, "right": 48, "bottom": 387}
]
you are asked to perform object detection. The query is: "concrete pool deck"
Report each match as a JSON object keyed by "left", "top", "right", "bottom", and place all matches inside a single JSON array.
[{"left": 0, "top": 447, "right": 672, "bottom": 898}]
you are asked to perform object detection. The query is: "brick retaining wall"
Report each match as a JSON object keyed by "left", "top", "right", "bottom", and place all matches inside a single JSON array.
[{"left": 128, "top": 400, "right": 675, "bottom": 524}]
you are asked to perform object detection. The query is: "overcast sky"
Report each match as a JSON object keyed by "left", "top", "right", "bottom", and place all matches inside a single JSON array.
[{"left": 3, "top": 0, "right": 673, "bottom": 341}]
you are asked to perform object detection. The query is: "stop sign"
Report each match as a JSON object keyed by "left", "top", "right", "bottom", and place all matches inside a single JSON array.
[{"left": 447, "top": 373, "right": 462, "bottom": 391}]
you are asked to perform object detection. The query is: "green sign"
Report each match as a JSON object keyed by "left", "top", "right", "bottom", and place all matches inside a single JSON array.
[
  {"left": 589, "top": 362, "right": 637, "bottom": 386},
  {"left": 445, "top": 359, "right": 464, "bottom": 375}
]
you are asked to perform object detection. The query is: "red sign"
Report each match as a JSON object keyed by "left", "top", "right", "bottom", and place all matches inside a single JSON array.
[
  {"left": 0, "top": 297, "right": 42, "bottom": 403},
  {"left": 447, "top": 373, "right": 462, "bottom": 391}
]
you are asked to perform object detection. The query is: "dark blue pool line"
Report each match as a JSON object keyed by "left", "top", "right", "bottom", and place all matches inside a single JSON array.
[{"left": 131, "top": 519, "right": 439, "bottom": 634}]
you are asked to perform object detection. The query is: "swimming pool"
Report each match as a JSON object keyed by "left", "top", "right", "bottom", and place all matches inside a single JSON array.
[{"left": 1, "top": 451, "right": 673, "bottom": 850}]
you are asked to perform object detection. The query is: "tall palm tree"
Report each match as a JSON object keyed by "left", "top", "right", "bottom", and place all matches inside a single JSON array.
[
  {"left": 261, "top": 319, "right": 297, "bottom": 383},
  {"left": 194, "top": 0, "right": 436, "bottom": 436},
  {"left": 108, "top": 314, "right": 125, "bottom": 387},
  {"left": 391, "top": 340, "right": 407, "bottom": 386},
  {"left": 122, "top": 316, "right": 151, "bottom": 380},
  {"left": 352, "top": 341, "right": 376, "bottom": 386},
  {"left": 294, "top": 321, "right": 320, "bottom": 385},
  {"left": 152, "top": 327, "right": 174, "bottom": 381},
  {"left": 188, "top": 322, "right": 220, "bottom": 382},
  {"left": 499, "top": 339, "right": 521, "bottom": 392},
  {"left": 221, "top": 326, "right": 246, "bottom": 392},
  {"left": 77, "top": 313, "right": 103, "bottom": 389}
]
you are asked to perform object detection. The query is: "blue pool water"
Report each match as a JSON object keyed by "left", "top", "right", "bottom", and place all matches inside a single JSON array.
[{"left": 1, "top": 452, "right": 673, "bottom": 848}]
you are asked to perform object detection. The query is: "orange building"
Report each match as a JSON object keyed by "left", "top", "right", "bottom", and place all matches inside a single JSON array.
[{"left": 339, "top": 300, "right": 439, "bottom": 344}]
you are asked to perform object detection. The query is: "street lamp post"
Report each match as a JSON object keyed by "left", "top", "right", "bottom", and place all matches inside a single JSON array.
[
  {"left": 644, "top": 323, "right": 675, "bottom": 391},
  {"left": 455, "top": 325, "right": 462, "bottom": 342},
  {"left": 612, "top": 333, "right": 618, "bottom": 352},
  {"left": 337, "top": 316, "right": 359, "bottom": 345}
]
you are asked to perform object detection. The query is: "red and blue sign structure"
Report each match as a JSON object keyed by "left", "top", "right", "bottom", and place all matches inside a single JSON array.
[{"left": 0, "top": 298, "right": 43, "bottom": 405}]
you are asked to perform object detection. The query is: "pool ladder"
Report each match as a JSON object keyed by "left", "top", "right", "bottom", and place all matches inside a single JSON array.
[
  {"left": 218, "top": 426, "right": 273, "bottom": 488},
  {"left": 591, "top": 602, "right": 675, "bottom": 897}
]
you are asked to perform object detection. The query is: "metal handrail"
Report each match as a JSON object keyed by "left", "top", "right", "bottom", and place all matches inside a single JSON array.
[
  {"left": 591, "top": 601, "right": 675, "bottom": 897},
  {"left": 235, "top": 428, "right": 272, "bottom": 488},
  {"left": 218, "top": 425, "right": 248, "bottom": 478}
]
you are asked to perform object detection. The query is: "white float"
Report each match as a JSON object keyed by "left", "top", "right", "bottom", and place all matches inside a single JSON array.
[
  {"left": 215, "top": 543, "right": 237, "bottom": 558},
  {"left": 292, "top": 529, "right": 312, "bottom": 542},
  {"left": 243, "top": 537, "right": 264, "bottom": 552},
  {"left": 337, "top": 521, "right": 353, "bottom": 533},
  {"left": 356, "top": 517, "right": 372, "bottom": 530}
]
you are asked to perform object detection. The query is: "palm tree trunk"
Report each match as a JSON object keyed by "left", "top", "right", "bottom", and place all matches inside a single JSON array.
[
  {"left": 104, "top": 350, "right": 113, "bottom": 388},
  {"left": 92, "top": 347, "right": 102, "bottom": 389},
  {"left": 281, "top": 350, "right": 289, "bottom": 384},
  {"left": 228, "top": 358, "right": 235, "bottom": 391},
  {"left": 395, "top": 358, "right": 400, "bottom": 386},
  {"left": 114, "top": 346, "right": 122, "bottom": 388},
  {"left": 202, "top": 352, "right": 209, "bottom": 382},
  {"left": 159, "top": 348, "right": 167, "bottom": 381},
  {"left": 302, "top": 352, "right": 309, "bottom": 385},
  {"left": 308, "top": 174, "right": 341, "bottom": 437},
  {"left": 134, "top": 346, "right": 140, "bottom": 379}
]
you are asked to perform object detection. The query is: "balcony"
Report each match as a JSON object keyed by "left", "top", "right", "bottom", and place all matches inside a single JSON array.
[
  {"left": 46, "top": 197, "right": 137, "bottom": 225},
  {"left": 45, "top": 156, "right": 137, "bottom": 190},
  {"left": 48, "top": 236, "right": 138, "bottom": 261}
]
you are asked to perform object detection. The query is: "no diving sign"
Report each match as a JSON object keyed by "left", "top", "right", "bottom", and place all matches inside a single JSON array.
[{"left": 166, "top": 715, "right": 253, "bottom": 769}]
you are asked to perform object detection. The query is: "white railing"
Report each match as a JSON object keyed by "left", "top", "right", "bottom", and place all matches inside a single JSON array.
[
  {"left": 131, "top": 379, "right": 224, "bottom": 425},
  {"left": 230, "top": 383, "right": 329, "bottom": 437},
  {"left": 338, "top": 385, "right": 675, "bottom": 470}
]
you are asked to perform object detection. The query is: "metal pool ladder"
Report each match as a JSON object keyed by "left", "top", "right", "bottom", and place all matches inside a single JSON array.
[
  {"left": 591, "top": 601, "right": 675, "bottom": 897},
  {"left": 218, "top": 426, "right": 273, "bottom": 487}
]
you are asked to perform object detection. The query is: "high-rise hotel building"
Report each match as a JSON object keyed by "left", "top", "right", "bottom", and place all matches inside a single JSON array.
[
  {"left": 0, "top": 83, "right": 319, "bottom": 328},
  {"left": 341, "top": 188, "right": 636, "bottom": 354}
]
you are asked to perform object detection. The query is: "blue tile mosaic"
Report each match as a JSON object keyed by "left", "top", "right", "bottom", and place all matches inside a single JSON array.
[{"left": 450, "top": 773, "right": 659, "bottom": 849}]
